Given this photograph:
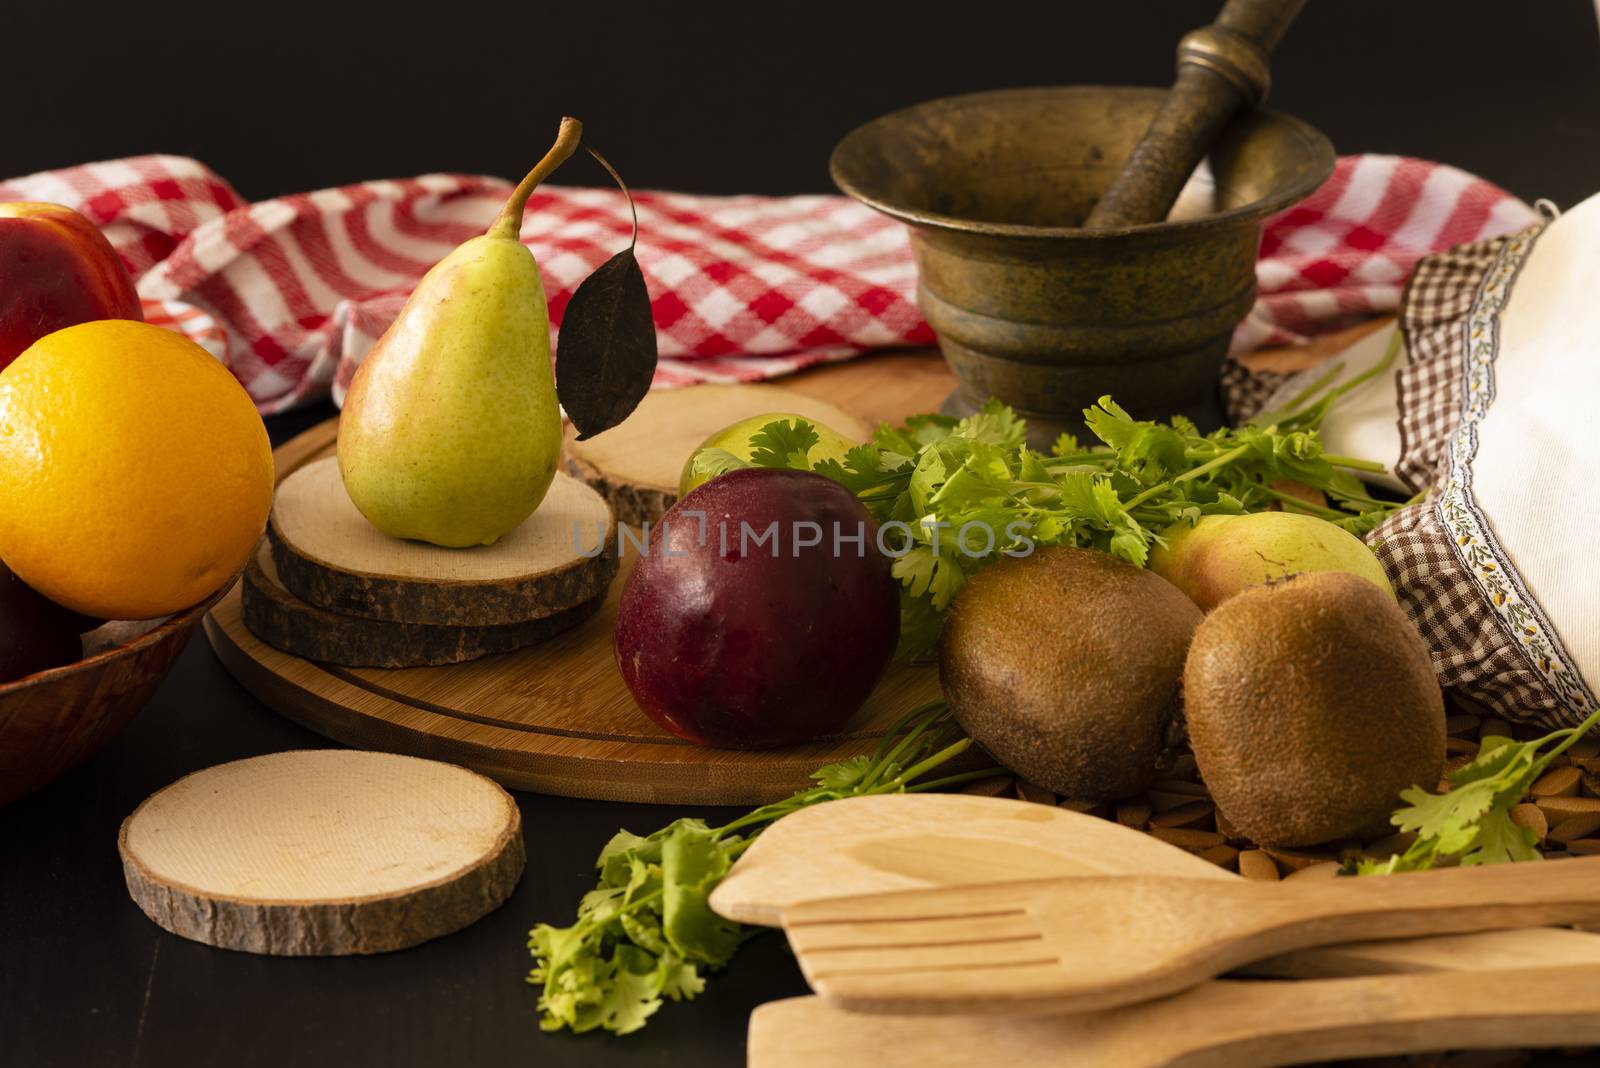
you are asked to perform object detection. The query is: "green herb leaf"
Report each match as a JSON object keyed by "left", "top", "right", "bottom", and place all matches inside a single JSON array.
[
  {"left": 658, "top": 953, "right": 705, "bottom": 1001},
  {"left": 891, "top": 544, "right": 966, "bottom": 611},
  {"left": 596, "top": 945, "right": 667, "bottom": 1035},
  {"left": 748, "top": 418, "right": 822, "bottom": 470},
  {"left": 954, "top": 398, "right": 1027, "bottom": 447},
  {"left": 812, "top": 755, "right": 875, "bottom": 791},
  {"left": 660, "top": 823, "right": 741, "bottom": 965},
  {"left": 527, "top": 700, "right": 996, "bottom": 1036},
  {"left": 1050, "top": 431, "right": 1081, "bottom": 457},
  {"left": 688, "top": 447, "right": 751, "bottom": 485},
  {"left": 811, "top": 445, "right": 899, "bottom": 497},
  {"left": 1460, "top": 809, "right": 1541, "bottom": 867},
  {"left": 1358, "top": 707, "right": 1600, "bottom": 875}
]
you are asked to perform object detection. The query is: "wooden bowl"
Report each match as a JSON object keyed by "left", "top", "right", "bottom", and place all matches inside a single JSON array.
[{"left": 0, "top": 579, "right": 235, "bottom": 807}]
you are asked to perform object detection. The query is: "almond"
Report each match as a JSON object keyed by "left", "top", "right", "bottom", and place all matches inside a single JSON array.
[
  {"left": 1147, "top": 827, "right": 1225, "bottom": 851},
  {"left": 959, "top": 774, "right": 1014, "bottom": 798},
  {"left": 1530, "top": 764, "right": 1582, "bottom": 798},
  {"left": 1149, "top": 800, "right": 1215, "bottom": 830},
  {"left": 1013, "top": 778, "right": 1056, "bottom": 806},
  {"left": 1237, "top": 850, "right": 1280, "bottom": 882},
  {"left": 1115, "top": 799, "right": 1152, "bottom": 830}
]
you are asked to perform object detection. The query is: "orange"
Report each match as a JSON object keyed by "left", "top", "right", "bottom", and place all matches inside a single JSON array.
[{"left": 0, "top": 320, "right": 273, "bottom": 619}]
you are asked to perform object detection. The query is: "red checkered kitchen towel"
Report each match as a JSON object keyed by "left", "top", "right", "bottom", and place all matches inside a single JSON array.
[{"left": 0, "top": 154, "right": 1538, "bottom": 415}]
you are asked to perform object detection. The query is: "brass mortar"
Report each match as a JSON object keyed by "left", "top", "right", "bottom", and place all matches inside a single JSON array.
[{"left": 830, "top": 86, "right": 1334, "bottom": 443}]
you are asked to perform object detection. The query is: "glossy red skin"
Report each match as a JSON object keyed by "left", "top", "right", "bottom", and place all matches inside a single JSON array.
[
  {"left": 0, "top": 202, "right": 143, "bottom": 370},
  {"left": 615, "top": 468, "right": 900, "bottom": 749},
  {"left": 0, "top": 559, "right": 81, "bottom": 682}
]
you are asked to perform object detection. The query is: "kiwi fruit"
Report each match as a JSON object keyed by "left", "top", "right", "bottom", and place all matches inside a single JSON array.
[
  {"left": 1184, "top": 570, "right": 1445, "bottom": 848},
  {"left": 939, "top": 547, "right": 1203, "bottom": 800}
]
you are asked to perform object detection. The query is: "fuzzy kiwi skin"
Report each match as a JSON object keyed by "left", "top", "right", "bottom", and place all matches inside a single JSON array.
[
  {"left": 1184, "top": 570, "right": 1445, "bottom": 849},
  {"left": 939, "top": 547, "right": 1203, "bottom": 800}
]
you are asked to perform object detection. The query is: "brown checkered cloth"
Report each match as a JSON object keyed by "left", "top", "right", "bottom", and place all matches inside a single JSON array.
[
  {"left": 1388, "top": 237, "right": 1510, "bottom": 494},
  {"left": 1218, "top": 358, "right": 1292, "bottom": 425},
  {"left": 1342, "top": 226, "right": 1592, "bottom": 731}
]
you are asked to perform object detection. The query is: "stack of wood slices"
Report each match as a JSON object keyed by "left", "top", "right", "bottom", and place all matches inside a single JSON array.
[{"left": 243, "top": 455, "right": 617, "bottom": 668}]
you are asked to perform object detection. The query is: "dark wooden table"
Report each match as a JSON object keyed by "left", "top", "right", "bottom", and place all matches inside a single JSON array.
[{"left": 6, "top": 3, "right": 1600, "bottom": 1064}]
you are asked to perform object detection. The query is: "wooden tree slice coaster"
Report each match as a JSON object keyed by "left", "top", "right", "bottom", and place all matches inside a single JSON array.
[
  {"left": 118, "top": 750, "right": 525, "bottom": 956},
  {"left": 270, "top": 457, "right": 617, "bottom": 626},
  {"left": 562, "top": 383, "right": 871, "bottom": 525},
  {"left": 241, "top": 542, "right": 603, "bottom": 668}
]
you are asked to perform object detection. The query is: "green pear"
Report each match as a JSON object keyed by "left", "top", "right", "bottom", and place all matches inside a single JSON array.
[
  {"left": 337, "top": 119, "right": 582, "bottom": 548},
  {"left": 1148, "top": 511, "right": 1394, "bottom": 612},
  {"left": 678, "top": 412, "right": 860, "bottom": 497}
]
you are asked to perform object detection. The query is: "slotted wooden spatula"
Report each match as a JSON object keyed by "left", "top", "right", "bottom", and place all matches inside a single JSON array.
[
  {"left": 749, "top": 967, "right": 1600, "bottom": 1068},
  {"left": 711, "top": 794, "right": 1600, "bottom": 976},
  {"left": 783, "top": 854, "right": 1600, "bottom": 1015}
]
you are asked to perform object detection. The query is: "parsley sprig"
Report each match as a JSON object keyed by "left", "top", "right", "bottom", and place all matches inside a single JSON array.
[
  {"left": 701, "top": 338, "right": 1407, "bottom": 659},
  {"left": 527, "top": 700, "right": 996, "bottom": 1035},
  {"left": 1358, "top": 706, "right": 1600, "bottom": 875}
]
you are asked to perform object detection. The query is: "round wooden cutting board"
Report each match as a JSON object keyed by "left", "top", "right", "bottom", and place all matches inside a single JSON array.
[{"left": 206, "top": 357, "right": 954, "bottom": 806}]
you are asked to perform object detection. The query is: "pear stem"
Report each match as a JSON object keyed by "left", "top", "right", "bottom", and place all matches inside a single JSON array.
[{"left": 487, "top": 117, "right": 583, "bottom": 240}]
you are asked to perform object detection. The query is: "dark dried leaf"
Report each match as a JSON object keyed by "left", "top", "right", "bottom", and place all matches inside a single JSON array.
[{"left": 557, "top": 247, "right": 657, "bottom": 439}]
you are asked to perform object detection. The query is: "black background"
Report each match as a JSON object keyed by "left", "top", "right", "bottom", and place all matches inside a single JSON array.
[
  {"left": 5, "top": 1, "right": 1600, "bottom": 207},
  {"left": 4, "top": 3, "right": 1600, "bottom": 1066}
]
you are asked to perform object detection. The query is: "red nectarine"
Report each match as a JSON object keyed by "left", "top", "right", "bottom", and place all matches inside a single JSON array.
[{"left": 0, "top": 202, "right": 143, "bottom": 370}]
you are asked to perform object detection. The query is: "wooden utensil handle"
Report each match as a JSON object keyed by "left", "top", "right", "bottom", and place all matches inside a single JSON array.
[
  {"left": 1084, "top": 0, "right": 1306, "bottom": 230},
  {"left": 750, "top": 968, "right": 1600, "bottom": 1068},
  {"left": 1175, "top": 967, "right": 1600, "bottom": 1068},
  {"left": 1245, "top": 856, "right": 1600, "bottom": 951}
]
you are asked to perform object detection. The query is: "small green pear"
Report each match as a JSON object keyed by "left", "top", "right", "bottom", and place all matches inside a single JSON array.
[
  {"left": 678, "top": 412, "right": 860, "bottom": 497},
  {"left": 337, "top": 119, "right": 582, "bottom": 548},
  {"left": 1148, "top": 511, "right": 1394, "bottom": 612}
]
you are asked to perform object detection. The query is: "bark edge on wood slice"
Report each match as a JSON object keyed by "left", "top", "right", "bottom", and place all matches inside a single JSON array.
[
  {"left": 241, "top": 542, "right": 604, "bottom": 668},
  {"left": 562, "top": 383, "right": 871, "bottom": 525},
  {"left": 270, "top": 458, "right": 617, "bottom": 626},
  {"left": 118, "top": 750, "right": 525, "bottom": 956}
]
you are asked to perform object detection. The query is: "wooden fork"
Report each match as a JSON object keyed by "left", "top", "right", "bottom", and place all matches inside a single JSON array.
[
  {"left": 749, "top": 966, "right": 1600, "bottom": 1068},
  {"left": 782, "top": 855, "right": 1600, "bottom": 1015}
]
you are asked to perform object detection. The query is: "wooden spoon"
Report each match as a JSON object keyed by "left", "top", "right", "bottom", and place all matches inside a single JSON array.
[
  {"left": 712, "top": 793, "right": 1228, "bottom": 926},
  {"left": 750, "top": 966, "right": 1600, "bottom": 1068},
  {"left": 709, "top": 794, "right": 1600, "bottom": 976},
  {"left": 782, "top": 856, "right": 1600, "bottom": 1015}
]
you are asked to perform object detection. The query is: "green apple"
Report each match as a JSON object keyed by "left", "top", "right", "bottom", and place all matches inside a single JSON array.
[
  {"left": 678, "top": 412, "right": 860, "bottom": 497},
  {"left": 1148, "top": 511, "right": 1394, "bottom": 612}
]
